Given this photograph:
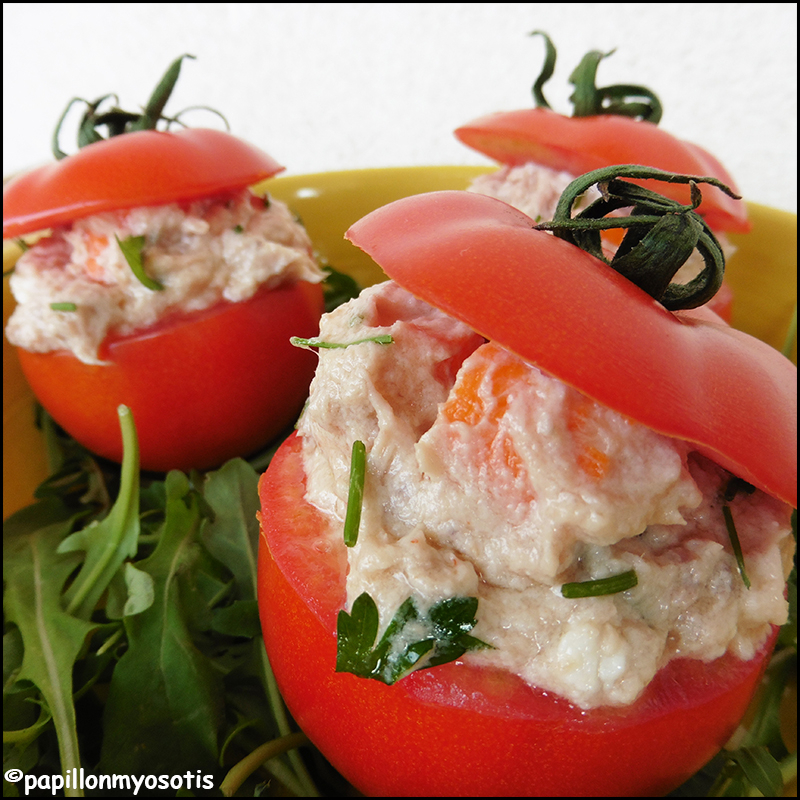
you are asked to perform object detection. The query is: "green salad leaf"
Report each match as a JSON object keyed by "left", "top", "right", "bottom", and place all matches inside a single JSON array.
[{"left": 2, "top": 407, "right": 320, "bottom": 797}]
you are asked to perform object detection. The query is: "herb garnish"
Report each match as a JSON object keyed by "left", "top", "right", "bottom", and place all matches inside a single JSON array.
[
  {"left": 343, "top": 440, "right": 366, "bottom": 547},
  {"left": 722, "top": 477, "right": 757, "bottom": 589},
  {"left": 115, "top": 234, "right": 164, "bottom": 291},
  {"left": 560, "top": 569, "right": 638, "bottom": 599},
  {"left": 335, "top": 438, "right": 490, "bottom": 683},
  {"left": 290, "top": 334, "right": 393, "bottom": 350},
  {"left": 50, "top": 302, "right": 78, "bottom": 312},
  {"left": 336, "top": 592, "right": 492, "bottom": 685}
]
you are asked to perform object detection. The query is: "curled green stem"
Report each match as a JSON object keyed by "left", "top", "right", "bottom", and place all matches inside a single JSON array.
[
  {"left": 529, "top": 30, "right": 556, "bottom": 109},
  {"left": 51, "top": 54, "right": 226, "bottom": 159},
  {"left": 529, "top": 32, "right": 662, "bottom": 122},
  {"left": 535, "top": 165, "right": 740, "bottom": 310}
]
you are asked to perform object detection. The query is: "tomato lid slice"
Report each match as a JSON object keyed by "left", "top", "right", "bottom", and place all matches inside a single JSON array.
[
  {"left": 455, "top": 108, "right": 750, "bottom": 234},
  {"left": 346, "top": 190, "right": 796, "bottom": 507},
  {"left": 3, "top": 128, "right": 284, "bottom": 238}
]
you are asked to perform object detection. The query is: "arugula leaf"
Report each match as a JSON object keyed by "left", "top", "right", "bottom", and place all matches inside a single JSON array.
[
  {"left": 200, "top": 458, "right": 260, "bottom": 600},
  {"left": 321, "top": 264, "right": 360, "bottom": 312},
  {"left": 105, "top": 561, "right": 155, "bottom": 619},
  {"left": 3, "top": 405, "right": 325, "bottom": 796},
  {"left": 4, "top": 521, "right": 98, "bottom": 796},
  {"left": 58, "top": 405, "right": 141, "bottom": 620},
  {"left": 97, "top": 470, "right": 223, "bottom": 777},
  {"left": 336, "top": 592, "right": 492, "bottom": 684},
  {"left": 199, "top": 459, "right": 318, "bottom": 797}
]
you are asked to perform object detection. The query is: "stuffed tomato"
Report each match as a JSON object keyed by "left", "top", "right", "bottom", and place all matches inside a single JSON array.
[
  {"left": 455, "top": 33, "right": 749, "bottom": 322},
  {"left": 455, "top": 32, "right": 749, "bottom": 235},
  {"left": 3, "top": 55, "right": 324, "bottom": 471},
  {"left": 257, "top": 187, "right": 796, "bottom": 797}
]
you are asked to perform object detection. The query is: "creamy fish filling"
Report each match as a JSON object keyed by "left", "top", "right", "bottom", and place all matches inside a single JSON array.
[
  {"left": 298, "top": 280, "right": 794, "bottom": 709},
  {"left": 6, "top": 190, "right": 323, "bottom": 364}
]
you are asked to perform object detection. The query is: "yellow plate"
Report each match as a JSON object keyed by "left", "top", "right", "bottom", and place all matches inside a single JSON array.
[
  {"left": 2, "top": 166, "right": 798, "bottom": 795},
  {"left": 3, "top": 165, "right": 797, "bottom": 519}
]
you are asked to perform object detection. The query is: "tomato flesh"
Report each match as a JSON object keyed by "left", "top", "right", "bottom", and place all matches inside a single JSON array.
[
  {"left": 258, "top": 433, "right": 776, "bottom": 797},
  {"left": 18, "top": 281, "right": 323, "bottom": 472}
]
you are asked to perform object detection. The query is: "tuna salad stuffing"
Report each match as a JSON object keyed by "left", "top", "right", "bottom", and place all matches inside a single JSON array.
[
  {"left": 6, "top": 190, "right": 323, "bottom": 364},
  {"left": 298, "top": 280, "right": 794, "bottom": 709}
]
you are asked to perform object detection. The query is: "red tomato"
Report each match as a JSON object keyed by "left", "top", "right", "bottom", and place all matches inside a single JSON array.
[
  {"left": 4, "top": 127, "right": 327, "bottom": 471},
  {"left": 257, "top": 191, "right": 794, "bottom": 795},
  {"left": 455, "top": 107, "right": 751, "bottom": 233},
  {"left": 18, "top": 281, "right": 323, "bottom": 471},
  {"left": 345, "top": 191, "right": 796, "bottom": 507},
  {"left": 2, "top": 128, "right": 284, "bottom": 238},
  {"left": 258, "top": 433, "right": 778, "bottom": 797}
]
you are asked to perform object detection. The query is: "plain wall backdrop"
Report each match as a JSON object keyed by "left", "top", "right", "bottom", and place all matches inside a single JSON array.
[{"left": 3, "top": 3, "right": 797, "bottom": 211}]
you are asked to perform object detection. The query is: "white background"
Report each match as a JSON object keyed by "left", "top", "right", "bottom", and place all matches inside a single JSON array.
[{"left": 3, "top": 3, "right": 797, "bottom": 212}]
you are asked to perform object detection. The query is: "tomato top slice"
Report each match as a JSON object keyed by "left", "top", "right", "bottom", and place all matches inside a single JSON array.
[
  {"left": 346, "top": 190, "right": 796, "bottom": 507},
  {"left": 455, "top": 108, "right": 750, "bottom": 233},
  {"left": 2, "top": 128, "right": 284, "bottom": 238}
]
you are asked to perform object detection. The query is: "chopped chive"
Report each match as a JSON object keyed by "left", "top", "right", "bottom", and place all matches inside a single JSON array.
[
  {"left": 561, "top": 569, "right": 638, "bottom": 599},
  {"left": 50, "top": 302, "right": 78, "bottom": 312},
  {"left": 233, "top": 224, "right": 244, "bottom": 233},
  {"left": 723, "top": 476, "right": 756, "bottom": 503},
  {"left": 290, "top": 334, "right": 393, "bottom": 350},
  {"left": 343, "top": 440, "right": 366, "bottom": 547},
  {"left": 723, "top": 505, "right": 751, "bottom": 589},
  {"left": 115, "top": 234, "right": 164, "bottom": 291}
]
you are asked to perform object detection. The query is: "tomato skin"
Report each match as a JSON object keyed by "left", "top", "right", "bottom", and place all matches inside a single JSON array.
[
  {"left": 2, "top": 128, "right": 283, "bottom": 239},
  {"left": 17, "top": 281, "right": 323, "bottom": 472},
  {"left": 345, "top": 191, "right": 796, "bottom": 507},
  {"left": 455, "top": 108, "right": 750, "bottom": 233},
  {"left": 258, "top": 433, "right": 777, "bottom": 797}
]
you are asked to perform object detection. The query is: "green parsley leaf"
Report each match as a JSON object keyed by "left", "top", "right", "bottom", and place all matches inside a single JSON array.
[{"left": 336, "top": 592, "right": 492, "bottom": 685}]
